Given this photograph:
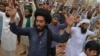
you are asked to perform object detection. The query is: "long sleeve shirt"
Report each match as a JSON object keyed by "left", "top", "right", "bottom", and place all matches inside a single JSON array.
[
  {"left": 0, "top": 11, "right": 20, "bottom": 51},
  {"left": 9, "top": 23, "right": 70, "bottom": 56},
  {"left": 48, "top": 23, "right": 67, "bottom": 48}
]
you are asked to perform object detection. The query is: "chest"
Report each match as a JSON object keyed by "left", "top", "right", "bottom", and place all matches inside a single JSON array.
[
  {"left": 29, "top": 30, "right": 47, "bottom": 46},
  {"left": 2, "top": 17, "right": 10, "bottom": 30},
  {"left": 71, "top": 28, "right": 88, "bottom": 41}
]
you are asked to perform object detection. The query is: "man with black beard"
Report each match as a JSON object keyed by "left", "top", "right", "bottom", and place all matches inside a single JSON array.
[
  {"left": 0, "top": 5, "right": 20, "bottom": 56},
  {"left": 48, "top": 15, "right": 60, "bottom": 56},
  {"left": 86, "top": 11, "right": 93, "bottom": 20},
  {"left": 9, "top": 7, "right": 73, "bottom": 56},
  {"left": 20, "top": 6, "right": 34, "bottom": 55},
  {"left": 80, "top": 23, "right": 88, "bottom": 34},
  {"left": 65, "top": 19, "right": 99, "bottom": 56}
]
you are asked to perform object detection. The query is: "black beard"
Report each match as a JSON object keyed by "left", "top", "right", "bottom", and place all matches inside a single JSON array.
[
  {"left": 36, "top": 26, "right": 45, "bottom": 32},
  {"left": 5, "top": 13, "right": 10, "bottom": 17},
  {"left": 87, "top": 16, "right": 91, "bottom": 19},
  {"left": 81, "top": 27, "right": 87, "bottom": 34},
  {"left": 25, "top": 15, "right": 32, "bottom": 18}
]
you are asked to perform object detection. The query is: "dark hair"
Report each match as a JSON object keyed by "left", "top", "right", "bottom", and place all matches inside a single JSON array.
[
  {"left": 34, "top": 8, "right": 52, "bottom": 24},
  {"left": 70, "top": 7, "right": 77, "bottom": 14},
  {"left": 85, "top": 41, "right": 100, "bottom": 55}
]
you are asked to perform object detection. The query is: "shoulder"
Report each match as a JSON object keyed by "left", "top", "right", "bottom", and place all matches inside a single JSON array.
[
  {"left": 0, "top": 11, "right": 5, "bottom": 16},
  {"left": 0, "top": 11, "right": 4, "bottom": 14},
  {"left": 72, "top": 27, "right": 79, "bottom": 30}
]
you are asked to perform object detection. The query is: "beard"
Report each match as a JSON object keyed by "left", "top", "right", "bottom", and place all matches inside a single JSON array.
[
  {"left": 80, "top": 27, "right": 87, "bottom": 34},
  {"left": 25, "top": 14, "right": 32, "bottom": 18},
  {"left": 36, "top": 25, "right": 45, "bottom": 32},
  {"left": 87, "top": 15, "right": 91, "bottom": 19},
  {"left": 5, "top": 13, "right": 10, "bottom": 17}
]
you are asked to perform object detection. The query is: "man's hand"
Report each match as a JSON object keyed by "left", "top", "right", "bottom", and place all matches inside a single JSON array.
[
  {"left": 66, "top": 15, "right": 75, "bottom": 27},
  {"left": 8, "top": 7, "right": 17, "bottom": 23},
  {"left": 65, "top": 15, "right": 75, "bottom": 33},
  {"left": 62, "top": 0, "right": 67, "bottom": 4},
  {"left": 59, "top": 0, "right": 67, "bottom": 5}
]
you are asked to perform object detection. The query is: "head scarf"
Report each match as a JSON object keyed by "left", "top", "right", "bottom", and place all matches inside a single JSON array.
[
  {"left": 77, "top": 19, "right": 90, "bottom": 27},
  {"left": 25, "top": 6, "right": 33, "bottom": 14},
  {"left": 25, "top": 6, "right": 33, "bottom": 27}
]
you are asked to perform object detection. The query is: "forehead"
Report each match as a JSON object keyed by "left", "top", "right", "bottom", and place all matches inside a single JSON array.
[
  {"left": 89, "top": 50, "right": 97, "bottom": 52},
  {"left": 82, "top": 23, "right": 89, "bottom": 25},
  {"left": 36, "top": 16, "right": 45, "bottom": 20}
]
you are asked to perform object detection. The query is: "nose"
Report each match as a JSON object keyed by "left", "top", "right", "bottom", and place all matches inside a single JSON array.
[{"left": 36, "top": 21, "right": 41, "bottom": 25}]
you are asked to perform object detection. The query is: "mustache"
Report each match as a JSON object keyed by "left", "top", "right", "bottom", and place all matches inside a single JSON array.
[
  {"left": 36, "top": 25, "right": 42, "bottom": 27},
  {"left": 36, "top": 25, "right": 46, "bottom": 32}
]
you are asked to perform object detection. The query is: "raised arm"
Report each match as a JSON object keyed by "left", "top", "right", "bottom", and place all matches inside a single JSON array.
[
  {"left": 8, "top": 7, "right": 30, "bottom": 36},
  {"left": 89, "top": 22, "right": 100, "bottom": 36},
  {"left": 51, "top": 26, "right": 71, "bottom": 43},
  {"left": 54, "top": 0, "right": 67, "bottom": 15},
  {"left": 88, "top": 29, "right": 99, "bottom": 36},
  {"left": 9, "top": 23, "right": 30, "bottom": 36},
  {"left": 52, "top": 16, "right": 75, "bottom": 43}
]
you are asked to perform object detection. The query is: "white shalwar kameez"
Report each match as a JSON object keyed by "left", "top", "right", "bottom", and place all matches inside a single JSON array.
[
  {"left": 65, "top": 19, "right": 98, "bottom": 56},
  {"left": 1, "top": 12, "right": 20, "bottom": 56}
]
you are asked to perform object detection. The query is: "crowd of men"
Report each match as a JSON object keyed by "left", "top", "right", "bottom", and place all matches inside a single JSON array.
[{"left": 0, "top": 0, "right": 100, "bottom": 56}]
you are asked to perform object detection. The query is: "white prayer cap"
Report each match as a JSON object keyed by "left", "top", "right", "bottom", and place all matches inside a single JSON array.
[{"left": 77, "top": 19, "right": 90, "bottom": 27}]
